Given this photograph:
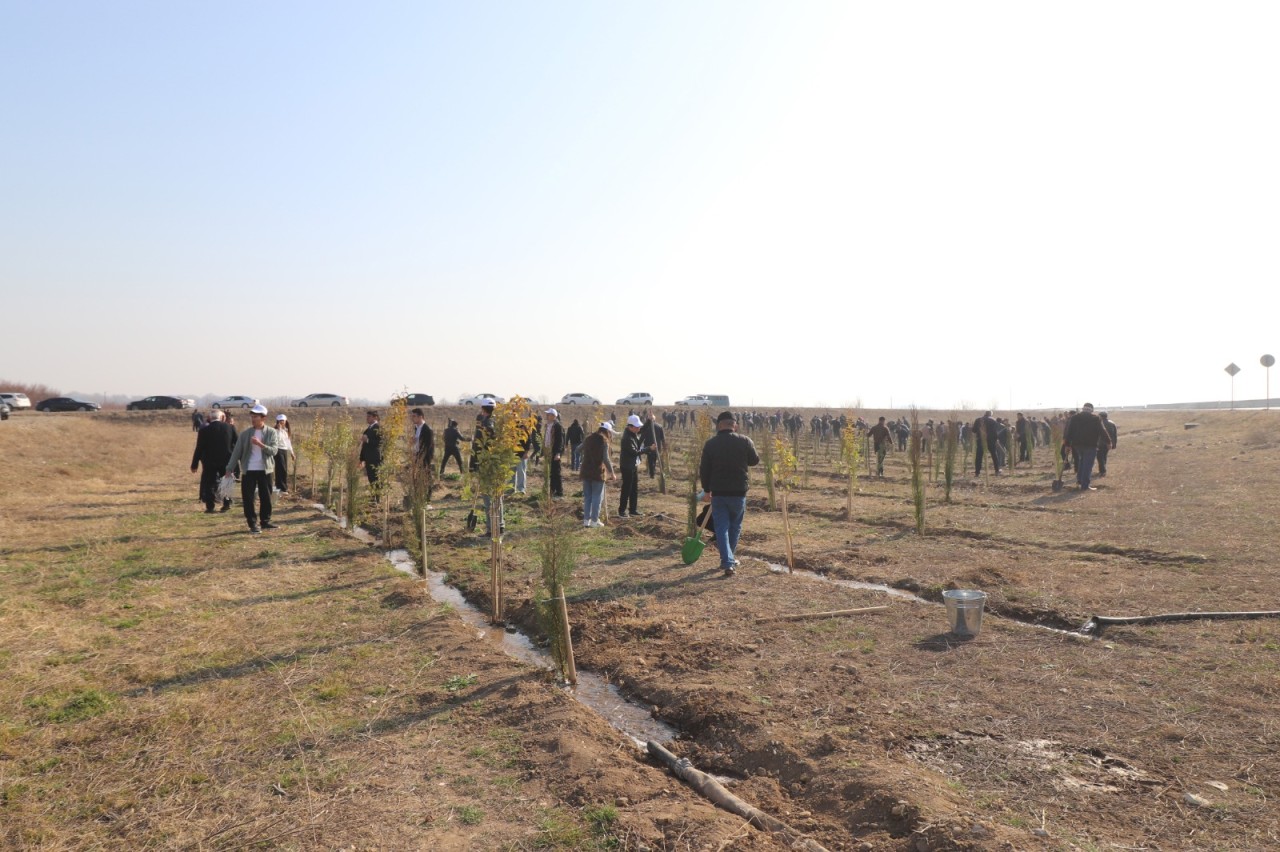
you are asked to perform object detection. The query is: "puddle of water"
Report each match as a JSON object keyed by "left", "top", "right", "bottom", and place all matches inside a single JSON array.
[
  {"left": 384, "top": 549, "right": 677, "bottom": 747},
  {"left": 765, "top": 563, "right": 1089, "bottom": 638}
]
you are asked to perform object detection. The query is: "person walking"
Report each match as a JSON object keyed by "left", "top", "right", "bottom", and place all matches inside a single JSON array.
[
  {"left": 579, "top": 420, "right": 616, "bottom": 527},
  {"left": 273, "top": 414, "right": 294, "bottom": 494},
  {"left": 699, "top": 411, "right": 760, "bottom": 576},
  {"left": 192, "top": 409, "right": 205, "bottom": 431},
  {"left": 566, "top": 418, "right": 585, "bottom": 471},
  {"left": 543, "top": 408, "right": 565, "bottom": 498},
  {"left": 869, "top": 416, "right": 893, "bottom": 477},
  {"left": 359, "top": 410, "right": 382, "bottom": 485},
  {"left": 617, "top": 414, "right": 652, "bottom": 517},
  {"left": 223, "top": 404, "right": 280, "bottom": 533},
  {"left": 191, "top": 409, "right": 236, "bottom": 513},
  {"left": 1062, "top": 402, "right": 1112, "bottom": 490},
  {"left": 1097, "top": 412, "right": 1118, "bottom": 477},
  {"left": 439, "top": 419, "right": 465, "bottom": 475}
]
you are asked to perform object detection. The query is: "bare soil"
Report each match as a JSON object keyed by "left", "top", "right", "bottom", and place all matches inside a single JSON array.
[{"left": 2, "top": 408, "right": 1277, "bottom": 851}]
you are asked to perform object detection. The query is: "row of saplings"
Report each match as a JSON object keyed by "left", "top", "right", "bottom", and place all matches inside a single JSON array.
[{"left": 286, "top": 402, "right": 1046, "bottom": 681}]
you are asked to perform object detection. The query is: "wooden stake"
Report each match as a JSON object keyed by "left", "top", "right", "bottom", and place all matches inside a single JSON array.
[
  {"left": 781, "top": 491, "right": 795, "bottom": 573},
  {"left": 555, "top": 584, "right": 577, "bottom": 684},
  {"left": 756, "top": 605, "right": 890, "bottom": 623}
]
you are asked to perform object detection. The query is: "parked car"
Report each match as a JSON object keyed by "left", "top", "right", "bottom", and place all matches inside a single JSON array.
[
  {"left": 211, "top": 395, "right": 258, "bottom": 409},
  {"left": 0, "top": 392, "right": 32, "bottom": 410},
  {"left": 392, "top": 392, "right": 435, "bottom": 407},
  {"left": 35, "top": 397, "right": 101, "bottom": 412},
  {"left": 126, "top": 395, "right": 194, "bottom": 411},
  {"left": 676, "top": 394, "right": 729, "bottom": 406},
  {"left": 460, "top": 393, "right": 505, "bottom": 405},
  {"left": 0, "top": 402, "right": 9, "bottom": 420},
  {"left": 616, "top": 392, "right": 653, "bottom": 405},
  {"left": 559, "top": 392, "right": 600, "bottom": 406},
  {"left": 291, "top": 392, "right": 349, "bottom": 407}
]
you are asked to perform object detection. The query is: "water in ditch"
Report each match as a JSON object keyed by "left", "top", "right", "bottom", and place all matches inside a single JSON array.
[
  {"left": 764, "top": 563, "right": 1091, "bottom": 638},
  {"left": 382, "top": 548, "right": 678, "bottom": 749}
]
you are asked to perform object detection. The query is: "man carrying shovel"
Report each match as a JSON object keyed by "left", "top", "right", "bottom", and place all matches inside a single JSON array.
[{"left": 699, "top": 411, "right": 760, "bottom": 577}]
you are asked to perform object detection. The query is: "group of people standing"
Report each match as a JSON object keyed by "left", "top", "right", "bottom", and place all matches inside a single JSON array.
[{"left": 190, "top": 405, "right": 295, "bottom": 533}]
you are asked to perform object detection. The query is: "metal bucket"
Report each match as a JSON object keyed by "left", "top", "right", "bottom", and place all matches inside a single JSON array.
[{"left": 942, "top": 590, "right": 987, "bottom": 637}]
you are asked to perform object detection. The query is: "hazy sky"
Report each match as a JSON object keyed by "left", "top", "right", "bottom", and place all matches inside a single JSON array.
[{"left": 3, "top": 2, "right": 1277, "bottom": 410}]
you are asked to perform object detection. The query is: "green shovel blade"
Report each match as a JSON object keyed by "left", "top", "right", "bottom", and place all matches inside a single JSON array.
[{"left": 681, "top": 535, "right": 705, "bottom": 565}]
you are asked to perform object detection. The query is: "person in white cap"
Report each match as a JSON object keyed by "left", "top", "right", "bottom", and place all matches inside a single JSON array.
[
  {"left": 543, "top": 408, "right": 565, "bottom": 498},
  {"left": 273, "top": 413, "right": 294, "bottom": 495},
  {"left": 579, "top": 421, "right": 616, "bottom": 527},
  {"left": 224, "top": 404, "right": 280, "bottom": 533},
  {"left": 618, "top": 414, "right": 654, "bottom": 517}
]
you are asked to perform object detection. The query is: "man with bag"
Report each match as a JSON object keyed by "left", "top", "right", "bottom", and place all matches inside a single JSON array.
[
  {"left": 191, "top": 409, "right": 236, "bottom": 513},
  {"left": 223, "top": 404, "right": 280, "bottom": 533}
]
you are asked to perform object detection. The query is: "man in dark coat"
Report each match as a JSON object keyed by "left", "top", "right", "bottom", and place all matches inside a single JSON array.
[
  {"left": 440, "top": 419, "right": 465, "bottom": 475},
  {"left": 191, "top": 409, "right": 236, "bottom": 513},
  {"left": 1096, "top": 411, "right": 1119, "bottom": 478},
  {"left": 699, "top": 411, "right": 760, "bottom": 576},
  {"left": 617, "top": 415, "right": 653, "bottom": 516},
  {"left": 359, "top": 410, "right": 382, "bottom": 485},
  {"left": 1062, "top": 402, "right": 1113, "bottom": 490},
  {"left": 566, "top": 418, "right": 585, "bottom": 471},
  {"left": 972, "top": 411, "right": 1002, "bottom": 477},
  {"left": 639, "top": 414, "right": 665, "bottom": 478},
  {"left": 411, "top": 408, "right": 434, "bottom": 469},
  {"left": 543, "top": 408, "right": 566, "bottom": 497}
]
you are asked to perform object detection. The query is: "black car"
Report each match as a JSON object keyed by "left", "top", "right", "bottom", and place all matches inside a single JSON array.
[
  {"left": 394, "top": 392, "right": 435, "bottom": 407},
  {"left": 36, "top": 397, "right": 101, "bottom": 412},
  {"left": 127, "top": 395, "right": 194, "bottom": 411}
]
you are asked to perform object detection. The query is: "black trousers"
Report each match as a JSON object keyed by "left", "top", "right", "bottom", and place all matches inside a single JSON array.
[
  {"left": 974, "top": 440, "right": 1001, "bottom": 475},
  {"left": 1097, "top": 444, "right": 1110, "bottom": 475},
  {"left": 440, "top": 446, "right": 464, "bottom": 475},
  {"left": 274, "top": 452, "right": 289, "bottom": 491},
  {"left": 549, "top": 457, "right": 563, "bottom": 497},
  {"left": 241, "top": 470, "right": 272, "bottom": 528},
  {"left": 618, "top": 462, "right": 639, "bottom": 514},
  {"left": 364, "top": 464, "right": 379, "bottom": 485},
  {"left": 199, "top": 464, "right": 223, "bottom": 509}
]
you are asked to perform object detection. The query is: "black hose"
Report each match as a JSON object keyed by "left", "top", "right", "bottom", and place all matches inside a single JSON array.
[{"left": 1081, "top": 610, "right": 1280, "bottom": 635}]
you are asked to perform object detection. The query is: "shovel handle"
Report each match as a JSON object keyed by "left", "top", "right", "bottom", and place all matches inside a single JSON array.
[{"left": 695, "top": 499, "right": 714, "bottom": 538}]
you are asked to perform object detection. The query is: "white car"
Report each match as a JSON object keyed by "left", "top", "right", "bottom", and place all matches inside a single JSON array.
[
  {"left": 211, "top": 395, "right": 259, "bottom": 409},
  {"left": 559, "top": 392, "right": 600, "bottom": 406},
  {"left": 0, "top": 392, "right": 31, "bottom": 410},
  {"left": 291, "top": 393, "right": 349, "bottom": 407},
  {"left": 616, "top": 392, "right": 653, "bottom": 405},
  {"left": 675, "top": 394, "right": 713, "bottom": 406},
  {"left": 460, "top": 393, "right": 505, "bottom": 406}
]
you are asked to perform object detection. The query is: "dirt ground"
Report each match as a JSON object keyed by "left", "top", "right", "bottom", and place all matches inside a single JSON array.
[{"left": 2, "top": 407, "right": 1277, "bottom": 851}]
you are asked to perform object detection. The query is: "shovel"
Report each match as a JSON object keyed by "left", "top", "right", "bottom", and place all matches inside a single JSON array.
[{"left": 680, "top": 500, "right": 715, "bottom": 565}]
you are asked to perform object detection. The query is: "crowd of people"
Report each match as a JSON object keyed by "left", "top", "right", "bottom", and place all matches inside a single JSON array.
[{"left": 189, "top": 400, "right": 1115, "bottom": 543}]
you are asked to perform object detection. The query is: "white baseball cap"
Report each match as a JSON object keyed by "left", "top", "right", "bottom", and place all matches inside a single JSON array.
[
  {"left": 276, "top": 414, "right": 288, "bottom": 421},
  {"left": 599, "top": 420, "right": 617, "bottom": 434},
  {"left": 545, "top": 407, "right": 558, "bottom": 417},
  {"left": 250, "top": 404, "right": 268, "bottom": 415},
  {"left": 626, "top": 414, "right": 643, "bottom": 428}
]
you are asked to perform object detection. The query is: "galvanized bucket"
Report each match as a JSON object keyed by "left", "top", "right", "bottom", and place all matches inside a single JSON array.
[{"left": 942, "top": 589, "right": 988, "bottom": 637}]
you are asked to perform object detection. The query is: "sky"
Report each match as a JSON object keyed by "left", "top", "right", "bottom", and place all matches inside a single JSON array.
[{"left": 2, "top": 1, "right": 1278, "bottom": 411}]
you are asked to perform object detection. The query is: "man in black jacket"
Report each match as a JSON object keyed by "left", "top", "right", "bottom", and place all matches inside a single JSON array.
[
  {"left": 566, "top": 418, "right": 585, "bottom": 471},
  {"left": 359, "top": 410, "right": 382, "bottom": 485},
  {"left": 972, "top": 411, "right": 1002, "bottom": 477},
  {"left": 543, "top": 408, "right": 565, "bottom": 498},
  {"left": 1096, "top": 411, "right": 1119, "bottom": 478},
  {"left": 1062, "top": 402, "right": 1112, "bottom": 490},
  {"left": 699, "top": 411, "right": 760, "bottom": 576},
  {"left": 191, "top": 410, "right": 236, "bottom": 513},
  {"left": 440, "top": 420, "right": 465, "bottom": 475}
]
